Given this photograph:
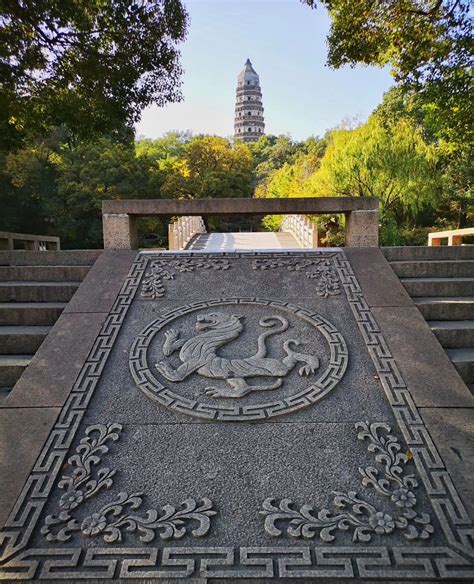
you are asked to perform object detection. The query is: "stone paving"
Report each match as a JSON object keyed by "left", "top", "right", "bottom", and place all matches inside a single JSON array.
[
  {"left": 186, "top": 232, "right": 301, "bottom": 251},
  {"left": 0, "top": 249, "right": 472, "bottom": 582}
]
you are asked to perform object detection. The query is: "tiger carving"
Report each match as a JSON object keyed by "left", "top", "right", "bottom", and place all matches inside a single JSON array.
[{"left": 154, "top": 311, "right": 319, "bottom": 398}]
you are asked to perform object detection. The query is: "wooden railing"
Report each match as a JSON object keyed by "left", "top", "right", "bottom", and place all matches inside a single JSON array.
[
  {"left": 168, "top": 216, "right": 206, "bottom": 250},
  {"left": 0, "top": 231, "right": 60, "bottom": 251},
  {"left": 280, "top": 215, "right": 318, "bottom": 248},
  {"left": 428, "top": 227, "right": 474, "bottom": 246}
]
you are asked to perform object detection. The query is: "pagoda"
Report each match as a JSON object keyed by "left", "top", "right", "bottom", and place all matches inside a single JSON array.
[{"left": 234, "top": 59, "right": 265, "bottom": 143}]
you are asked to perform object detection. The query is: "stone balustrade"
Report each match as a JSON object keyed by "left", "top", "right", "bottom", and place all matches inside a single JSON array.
[
  {"left": 0, "top": 231, "right": 60, "bottom": 251},
  {"left": 168, "top": 216, "right": 206, "bottom": 250},
  {"left": 428, "top": 227, "right": 474, "bottom": 246},
  {"left": 280, "top": 214, "right": 318, "bottom": 248},
  {"left": 102, "top": 197, "right": 379, "bottom": 249}
]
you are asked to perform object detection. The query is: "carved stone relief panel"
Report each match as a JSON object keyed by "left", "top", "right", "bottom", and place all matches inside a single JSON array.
[
  {"left": 130, "top": 299, "right": 348, "bottom": 421},
  {"left": 0, "top": 251, "right": 472, "bottom": 581}
]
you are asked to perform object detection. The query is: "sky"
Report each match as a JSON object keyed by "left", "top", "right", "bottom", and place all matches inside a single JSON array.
[{"left": 135, "top": 0, "right": 394, "bottom": 141}]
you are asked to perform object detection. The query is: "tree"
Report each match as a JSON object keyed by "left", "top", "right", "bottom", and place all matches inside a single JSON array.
[
  {"left": 309, "top": 115, "right": 441, "bottom": 220},
  {"left": 302, "top": 1, "right": 473, "bottom": 145},
  {"left": 376, "top": 86, "right": 473, "bottom": 228},
  {"left": 55, "top": 138, "right": 161, "bottom": 247},
  {"left": 161, "top": 136, "right": 254, "bottom": 199},
  {"left": 249, "top": 135, "right": 305, "bottom": 183},
  {"left": 0, "top": 0, "right": 188, "bottom": 148}
]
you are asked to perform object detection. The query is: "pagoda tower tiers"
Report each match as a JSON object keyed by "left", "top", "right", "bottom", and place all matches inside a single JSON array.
[{"left": 234, "top": 59, "right": 265, "bottom": 143}]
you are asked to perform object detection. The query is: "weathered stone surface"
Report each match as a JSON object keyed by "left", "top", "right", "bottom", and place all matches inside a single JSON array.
[
  {"left": 382, "top": 246, "right": 474, "bottom": 262},
  {"left": 102, "top": 213, "right": 138, "bottom": 250},
  {"left": 345, "top": 248, "right": 413, "bottom": 307},
  {"left": 1, "top": 312, "right": 107, "bottom": 408},
  {"left": 103, "top": 196, "right": 379, "bottom": 216},
  {"left": 420, "top": 408, "right": 474, "bottom": 519},
  {"left": 345, "top": 211, "right": 379, "bottom": 247},
  {"left": 0, "top": 250, "right": 472, "bottom": 582},
  {"left": 65, "top": 249, "right": 137, "bottom": 313},
  {"left": 0, "top": 250, "right": 101, "bottom": 266},
  {"left": 0, "top": 407, "right": 59, "bottom": 527},
  {"left": 372, "top": 306, "right": 473, "bottom": 407}
]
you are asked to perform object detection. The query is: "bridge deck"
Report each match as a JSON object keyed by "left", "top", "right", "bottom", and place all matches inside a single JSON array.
[{"left": 186, "top": 231, "right": 301, "bottom": 251}]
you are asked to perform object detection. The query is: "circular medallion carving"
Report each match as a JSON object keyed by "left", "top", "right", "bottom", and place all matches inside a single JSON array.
[{"left": 129, "top": 298, "right": 348, "bottom": 421}]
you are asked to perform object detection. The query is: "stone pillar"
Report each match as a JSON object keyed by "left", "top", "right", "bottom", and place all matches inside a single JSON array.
[
  {"left": 102, "top": 213, "right": 138, "bottom": 249},
  {"left": 345, "top": 210, "right": 379, "bottom": 247},
  {"left": 183, "top": 218, "right": 190, "bottom": 247},
  {"left": 177, "top": 223, "right": 183, "bottom": 250},
  {"left": 168, "top": 223, "right": 175, "bottom": 250}
]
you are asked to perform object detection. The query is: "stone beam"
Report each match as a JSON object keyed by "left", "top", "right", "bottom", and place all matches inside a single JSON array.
[{"left": 102, "top": 196, "right": 378, "bottom": 217}]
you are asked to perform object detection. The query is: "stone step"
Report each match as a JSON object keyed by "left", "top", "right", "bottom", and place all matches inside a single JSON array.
[
  {"left": 0, "top": 355, "right": 31, "bottom": 387},
  {"left": 382, "top": 246, "right": 474, "bottom": 262},
  {"left": 0, "top": 325, "right": 51, "bottom": 354},
  {"left": 446, "top": 348, "right": 474, "bottom": 384},
  {"left": 401, "top": 277, "right": 474, "bottom": 297},
  {"left": 414, "top": 297, "right": 474, "bottom": 321},
  {"left": 0, "top": 265, "right": 90, "bottom": 282},
  {"left": 428, "top": 320, "right": 474, "bottom": 348},
  {"left": 0, "top": 281, "right": 80, "bottom": 302},
  {"left": 0, "top": 302, "right": 66, "bottom": 326},
  {"left": 0, "top": 250, "right": 101, "bottom": 266},
  {"left": 390, "top": 260, "right": 474, "bottom": 278}
]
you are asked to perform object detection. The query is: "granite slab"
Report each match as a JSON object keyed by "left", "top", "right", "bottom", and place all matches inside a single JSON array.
[{"left": 0, "top": 251, "right": 472, "bottom": 582}]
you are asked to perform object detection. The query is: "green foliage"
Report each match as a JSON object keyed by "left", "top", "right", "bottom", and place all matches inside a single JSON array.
[
  {"left": 0, "top": 0, "right": 188, "bottom": 148},
  {"left": 310, "top": 115, "right": 441, "bottom": 219},
  {"left": 261, "top": 215, "right": 283, "bottom": 231},
  {"left": 160, "top": 136, "right": 254, "bottom": 199},
  {"left": 255, "top": 141, "right": 327, "bottom": 199},
  {"left": 54, "top": 139, "right": 159, "bottom": 247},
  {"left": 375, "top": 86, "right": 473, "bottom": 228},
  {"left": 301, "top": 1, "right": 473, "bottom": 151},
  {"left": 0, "top": 133, "right": 255, "bottom": 248}
]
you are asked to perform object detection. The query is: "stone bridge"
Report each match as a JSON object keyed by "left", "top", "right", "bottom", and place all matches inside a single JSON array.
[{"left": 102, "top": 196, "right": 379, "bottom": 249}]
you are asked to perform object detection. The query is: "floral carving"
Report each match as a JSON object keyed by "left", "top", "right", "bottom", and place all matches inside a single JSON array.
[
  {"left": 252, "top": 257, "right": 340, "bottom": 297},
  {"left": 41, "top": 424, "right": 216, "bottom": 543},
  {"left": 141, "top": 258, "right": 230, "bottom": 299},
  {"left": 261, "top": 422, "right": 433, "bottom": 543}
]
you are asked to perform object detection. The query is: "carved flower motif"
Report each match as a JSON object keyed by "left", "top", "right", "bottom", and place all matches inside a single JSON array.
[
  {"left": 391, "top": 487, "right": 416, "bottom": 508},
  {"left": 174, "top": 261, "right": 193, "bottom": 272},
  {"left": 81, "top": 513, "right": 107, "bottom": 536},
  {"left": 368, "top": 512, "right": 395, "bottom": 534},
  {"left": 59, "top": 488, "right": 84, "bottom": 510}
]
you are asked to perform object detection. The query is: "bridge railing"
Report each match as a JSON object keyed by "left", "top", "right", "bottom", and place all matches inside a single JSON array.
[
  {"left": 428, "top": 227, "right": 474, "bottom": 246},
  {"left": 280, "top": 214, "right": 318, "bottom": 248},
  {"left": 0, "top": 231, "right": 60, "bottom": 251},
  {"left": 101, "top": 197, "right": 379, "bottom": 249},
  {"left": 168, "top": 216, "right": 206, "bottom": 250}
]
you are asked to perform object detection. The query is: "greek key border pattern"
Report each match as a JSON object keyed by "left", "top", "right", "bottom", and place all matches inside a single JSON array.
[
  {"left": 334, "top": 252, "right": 474, "bottom": 562},
  {"left": 129, "top": 298, "right": 348, "bottom": 421},
  {"left": 0, "top": 251, "right": 473, "bottom": 580},
  {"left": 1, "top": 546, "right": 473, "bottom": 580},
  {"left": 0, "top": 254, "right": 147, "bottom": 565}
]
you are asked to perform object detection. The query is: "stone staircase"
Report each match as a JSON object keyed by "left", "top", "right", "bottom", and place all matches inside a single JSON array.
[
  {"left": 0, "top": 251, "right": 100, "bottom": 397},
  {"left": 383, "top": 246, "right": 474, "bottom": 393}
]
